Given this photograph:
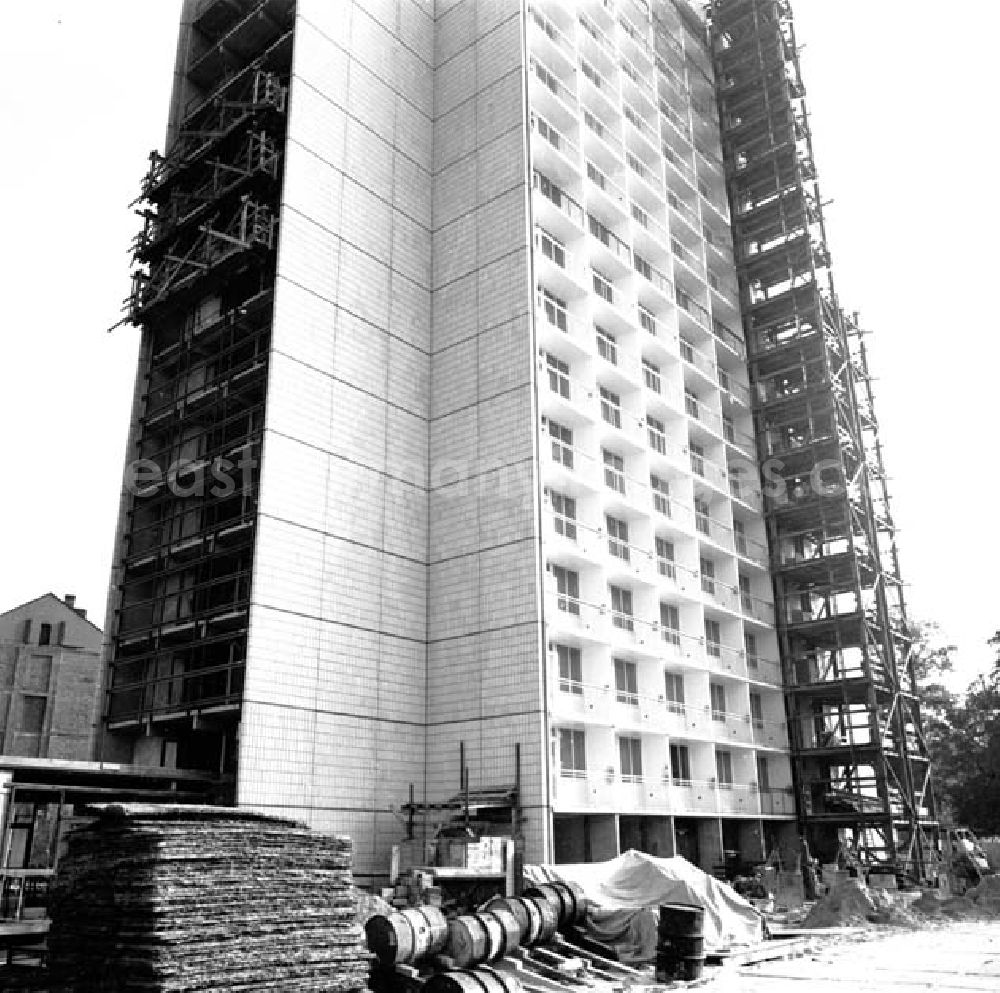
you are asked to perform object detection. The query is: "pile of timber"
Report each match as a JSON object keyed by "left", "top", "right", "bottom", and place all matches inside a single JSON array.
[{"left": 47, "top": 804, "right": 370, "bottom": 992}]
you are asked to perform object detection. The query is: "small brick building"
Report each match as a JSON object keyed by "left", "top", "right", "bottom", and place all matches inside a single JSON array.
[{"left": 0, "top": 594, "right": 103, "bottom": 761}]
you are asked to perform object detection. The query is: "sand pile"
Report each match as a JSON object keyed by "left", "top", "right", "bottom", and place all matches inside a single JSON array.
[
  {"left": 966, "top": 874, "right": 1000, "bottom": 910},
  {"left": 801, "top": 880, "right": 878, "bottom": 927}
]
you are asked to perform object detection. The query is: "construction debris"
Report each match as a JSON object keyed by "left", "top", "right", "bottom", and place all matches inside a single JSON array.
[{"left": 47, "top": 804, "right": 370, "bottom": 992}]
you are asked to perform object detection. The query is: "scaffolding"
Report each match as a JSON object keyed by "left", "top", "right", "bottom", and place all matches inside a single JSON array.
[
  {"left": 708, "top": 0, "right": 938, "bottom": 880},
  {"left": 105, "top": 0, "right": 295, "bottom": 779}
]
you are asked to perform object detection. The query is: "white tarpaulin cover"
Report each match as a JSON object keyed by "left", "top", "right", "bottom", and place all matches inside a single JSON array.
[{"left": 525, "top": 849, "right": 763, "bottom": 950}]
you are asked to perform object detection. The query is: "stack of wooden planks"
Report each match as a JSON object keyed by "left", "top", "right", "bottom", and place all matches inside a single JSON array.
[{"left": 47, "top": 804, "right": 370, "bottom": 992}]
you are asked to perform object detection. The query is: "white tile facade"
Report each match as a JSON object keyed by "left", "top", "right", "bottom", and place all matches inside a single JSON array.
[{"left": 229, "top": 0, "right": 796, "bottom": 879}]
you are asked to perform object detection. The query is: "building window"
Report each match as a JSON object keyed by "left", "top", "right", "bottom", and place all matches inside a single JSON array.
[
  {"left": 756, "top": 754, "right": 770, "bottom": 792},
  {"left": 18, "top": 695, "right": 46, "bottom": 734},
  {"left": 744, "top": 631, "right": 759, "bottom": 669},
  {"left": 600, "top": 386, "right": 622, "bottom": 428},
  {"left": 37, "top": 624, "right": 52, "bottom": 647},
  {"left": 551, "top": 491, "right": 577, "bottom": 540},
  {"left": 549, "top": 420, "right": 574, "bottom": 468},
  {"left": 647, "top": 415, "right": 667, "bottom": 455},
  {"left": 541, "top": 288, "right": 568, "bottom": 331},
  {"left": 710, "top": 681, "right": 726, "bottom": 722},
  {"left": 660, "top": 602, "right": 680, "bottom": 646},
  {"left": 700, "top": 556, "right": 715, "bottom": 595},
  {"left": 705, "top": 618, "right": 722, "bottom": 658},
  {"left": 552, "top": 565, "right": 580, "bottom": 614},
  {"left": 685, "top": 390, "right": 699, "bottom": 418},
  {"left": 614, "top": 658, "right": 639, "bottom": 706},
  {"left": 642, "top": 358, "right": 661, "bottom": 393},
  {"left": 664, "top": 671, "right": 685, "bottom": 713},
  {"left": 633, "top": 253, "right": 653, "bottom": 281},
  {"left": 546, "top": 353, "right": 570, "bottom": 398},
  {"left": 638, "top": 305, "right": 657, "bottom": 336},
  {"left": 734, "top": 519, "right": 748, "bottom": 556},
  {"left": 603, "top": 449, "right": 626, "bottom": 494},
  {"left": 593, "top": 269, "right": 615, "bottom": 303},
  {"left": 680, "top": 339, "right": 695, "bottom": 364},
  {"left": 715, "top": 749, "right": 734, "bottom": 787},
  {"left": 651, "top": 475, "right": 671, "bottom": 516},
  {"left": 723, "top": 413, "right": 735, "bottom": 443},
  {"left": 581, "top": 58, "right": 603, "bottom": 90},
  {"left": 610, "top": 584, "right": 634, "bottom": 631},
  {"left": 740, "top": 574, "right": 753, "bottom": 613},
  {"left": 670, "top": 742, "right": 691, "bottom": 783},
  {"left": 631, "top": 202, "right": 650, "bottom": 229},
  {"left": 619, "top": 735, "right": 643, "bottom": 781},
  {"left": 584, "top": 108, "right": 605, "bottom": 138},
  {"left": 606, "top": 515, "right": 630, "bottom": 561},
  {"left": 588, "top": 212, "right": 613, "bottom": 247},
  {"left": 695, "top": 497, "right": 711, "bottom": 535},
  {"left": 586, "top": 159, "right": 608, "bottom": 191},
  {"left": 689, "top": 441, "right": 705, "bottom": 476},
  {"left": 559, "top": 728, "right": 587, "bottom": 777},
  {"left": 538, "top": 228, "right": 567, "bottom": 267},
  {"left": 750, "top": 691, "right": 764, "bottom": 729},
  {"left": 596, "top": 325, "right": 617, "bottom": 363},
  {"left": 557, "top": 644, "right": 583, "bottom": 694},
  {"left": 655, "top": 537, "right": 675, "bottom": 579}
]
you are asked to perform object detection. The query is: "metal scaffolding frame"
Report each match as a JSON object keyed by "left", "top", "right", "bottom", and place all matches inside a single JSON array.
[
  {"left": 105, "top": 0, "right": 295, "bottom": 779},
  {"left": 708, "top": 0, "right": 938, "bottom": 880}
]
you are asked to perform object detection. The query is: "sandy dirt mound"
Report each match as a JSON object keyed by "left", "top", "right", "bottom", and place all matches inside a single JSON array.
[{"left": 801, "top": 880, "right": 878, "bottom": 927}]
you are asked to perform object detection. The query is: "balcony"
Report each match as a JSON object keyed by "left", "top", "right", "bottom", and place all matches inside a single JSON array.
[
  {"left": 760, "top": 787, "right": 796, "bottom": 816},
  {"left": 528, "top": 6, "right": 576, "bottom": 73},
  {"left": 728, "top": 471, "right": 762, "bottom": 512},
  {"left": 746, "top": 654, "right": 783, "bottom": 687},
  {"left": 717, "top": 367, "right": 752, "bottom": 408},
  {"left": 661, "top": 141, "right": 697, "bottom": 188},
  {"left": 679, "top": 337, "right": 718, "bottom": 384},
  {"left": 751, "top": 718, "right": 788, "bottom": 750},
  {"left": 582, "top": 107, "right": 625, "bottom": 173},
  {"left": 667, "top": 189, "right": 701, "bottom": 236},
  {"left": 533, "top": 171, "right": 585, "bottom": 242},
  {"left": 694, "top": 507, "right": 734, "bottom": 553},
  {"left": 741, "top": 591, "right": 776, "bottom": 627},
  {"left": 633, "top": 255, "right": 674, "bottom": 309},
  {"left": 535, "top": 289, "right": 591, "bottom": 358},
  {"left": 531, "top": 113, "right": 582, "bottom": 188},
  {"left": 703, "top": 640, "right": 748, "bottom": 679},
  {"left": 529, "top": 56, "right": 579, "bottom": 130},
  {"left": 625, "top": 151, "right": 666, "bottom": 213},
  {"left": 534, "top": 227, "right": 588, "bottom": 299},
  {"left": 676, "top": 288, "right": 712, "bottom": 334},
  {"left": 712, "top": 318, "right": 746, "bottom": 360},
  {"left": 708, "top": 708, "right": 754, "bottom": 746},
  {"left": 734, "top": 531, "right": 769, "bottom": 569},
  {"left": 716, "top": 783, "right": 760, "bottom": 816},
  {"left": 585, "top": 159, "right": 629, "bottom": 221},
  {"left": 670, "top": 780, "right": 722, "bottom": 815},
  {"left": 689, "top": 450, "right": 731, "bottom": 495}
]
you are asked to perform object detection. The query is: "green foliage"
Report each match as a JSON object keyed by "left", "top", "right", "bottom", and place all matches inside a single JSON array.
[{"left": 913, "top": 623, "right": 1000, "bottom": 834}]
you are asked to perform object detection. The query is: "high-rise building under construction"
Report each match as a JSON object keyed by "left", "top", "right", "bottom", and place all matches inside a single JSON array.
[{"left": 101, "top": 0, "right": 935, "bottom": 883}]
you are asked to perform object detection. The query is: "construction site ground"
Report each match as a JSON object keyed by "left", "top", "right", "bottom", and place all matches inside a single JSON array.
[{"left": 712, "top": 921, "right": 999, "bottom": 992}]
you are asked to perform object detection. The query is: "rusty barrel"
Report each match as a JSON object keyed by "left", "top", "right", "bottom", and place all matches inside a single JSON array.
[{"left": 366, "top": 906, "right": 448, "bottom": 965}]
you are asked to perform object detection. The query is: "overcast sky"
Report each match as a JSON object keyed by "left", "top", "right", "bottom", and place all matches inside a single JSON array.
[{"left": 0, "top": 2, "right": 995, "bottom": 691}]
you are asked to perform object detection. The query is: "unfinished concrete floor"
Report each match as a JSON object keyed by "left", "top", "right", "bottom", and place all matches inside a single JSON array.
[{"left": 712, "top": 922, "right": 1000, "bottom": 992}]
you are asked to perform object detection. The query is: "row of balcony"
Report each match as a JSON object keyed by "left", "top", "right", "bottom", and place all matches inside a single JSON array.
[
  {"left": 531, "top": 115, "right": 739, "bottom": 329},
  {"left": 551, "top": 680, "right": 787, "bottom": 749},
  {"left": 536, "top": 283, "right": 751, "bottom": 414},
  {"left": 542, "top": 425, "right": 763, "bottom": 520},
  {"left": 544, "top": 587, "right": 779, "bottom": 668},
  {"left": 554, "top": 772, "right": 795, "bottom": 816},
  {"left": 545, "top": 489, "right": 768, "bottom": 570},
  {"left": 540, "top": 355, "right": 757, "bottom": 469}
]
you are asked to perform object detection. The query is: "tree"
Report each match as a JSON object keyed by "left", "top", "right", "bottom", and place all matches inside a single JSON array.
[{"left": 911, "top": 625, "right": 1000, "bottom": 834}]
